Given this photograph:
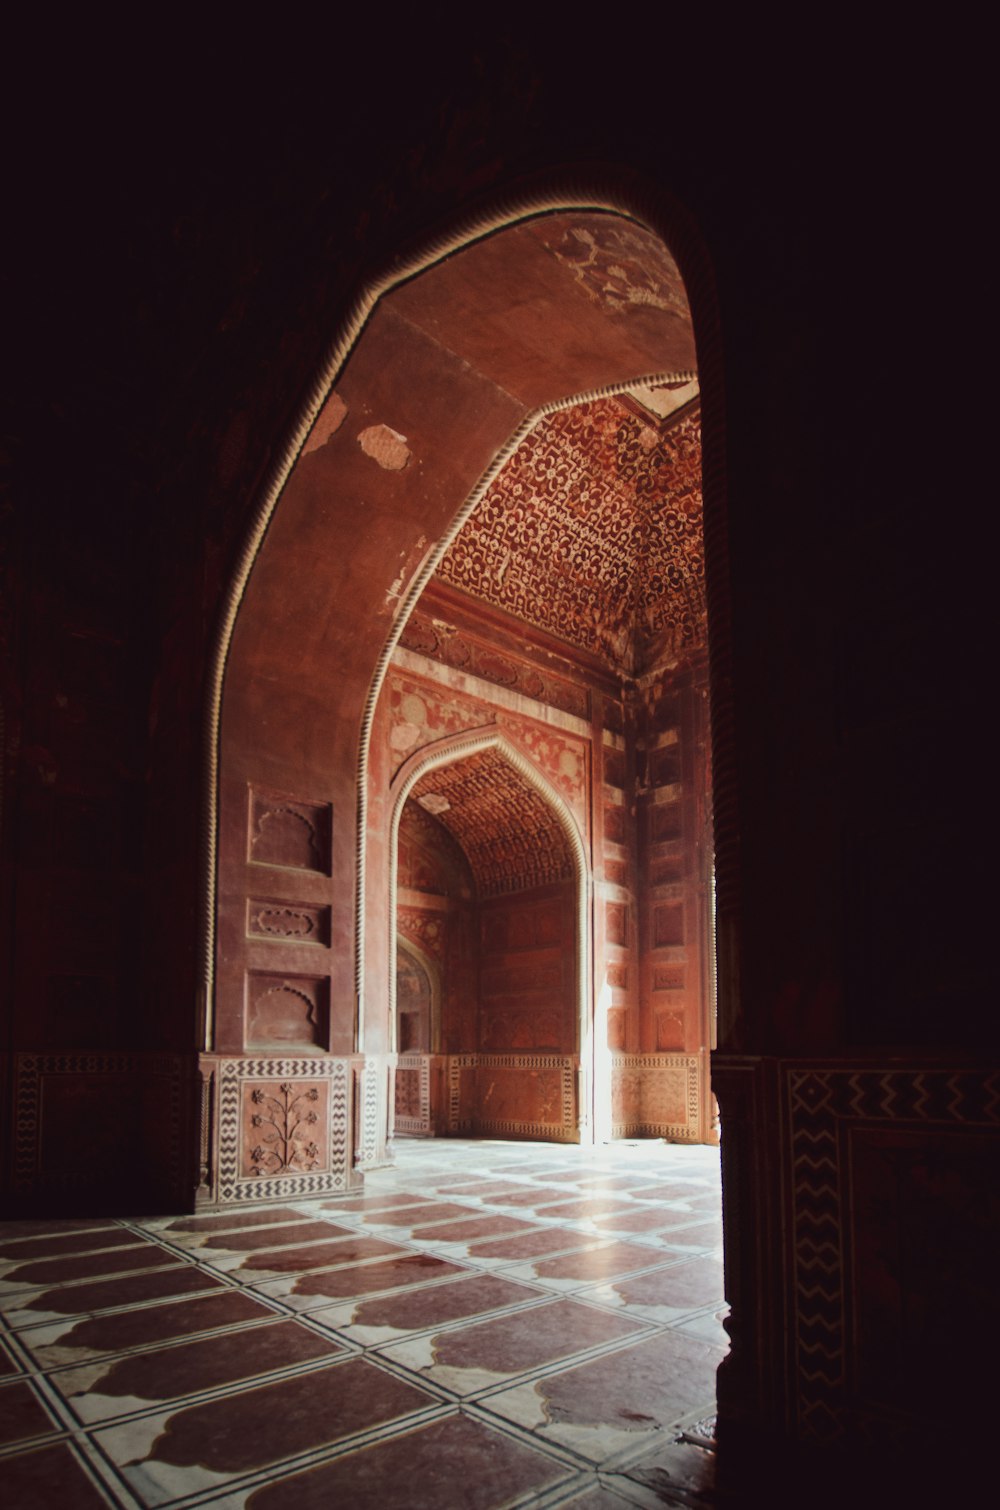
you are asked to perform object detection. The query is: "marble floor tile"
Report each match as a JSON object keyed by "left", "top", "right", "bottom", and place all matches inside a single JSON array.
[
  {"left": 2, "top": 1265, "right": 224, "bottom": 1327},
  {"left": 20, "top": 1289, "right": 280, "bottom": 1367},
  {"left": 483, "top": 1330, "right": 724, "bottom": 1465},
  {"left": 0, "top": 1377, "right": 60, "bottom": 1444},
  {"left": 0, "top": 1139, "right": 726, "bottom": 1509},
  {"left": 55, "top": 1318, "right": 347, "bottom": 1422},
  {"left": 376, "top": 1296, "right": 648, "bottom": 1396},
  {"left": 254, "top": 1252, "right": 466, "bottom": 1309},
  {"left": 317, "top": 1271, "right": 547, "bottom": 1343},
  {"left": 2, "top": 1441, "right": 114, "bottom": 1508},
  {"left": 242, "top": 1411, "right": 573, "bottom": 1509},
  {"left": 222, "top": 1234, "right": 406, "bottom": 1278},
  {"left": 96, "top": 1356, "right": 440, "bottom": 1505},
  {"left": 0, "top": 1228, "right": 141, "bottom": 1262}
]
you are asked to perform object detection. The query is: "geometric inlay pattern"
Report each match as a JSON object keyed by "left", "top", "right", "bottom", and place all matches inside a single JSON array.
[
  {"left": 786, "top": 1065, "right": 1000, "bottom": 1444},
  {"left": 437, "top": 399, "right": 703, "bottom": 674}
]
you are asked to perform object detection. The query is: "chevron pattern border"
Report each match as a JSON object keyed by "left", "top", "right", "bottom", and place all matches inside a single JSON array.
[
  {"left": 787, "top": 1065, "right": 1000, "bottom": 1443},
  {"left": 215, "top": 1055, "right": 352, "bottom": 1204}
]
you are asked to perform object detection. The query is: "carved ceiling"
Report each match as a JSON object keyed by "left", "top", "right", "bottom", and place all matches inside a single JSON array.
[
  {"left": 434, "top": 396, "right": 704, "bottom": 676},
  {"left": 408, "top": 749, "right": 574, "bottom": 898}
]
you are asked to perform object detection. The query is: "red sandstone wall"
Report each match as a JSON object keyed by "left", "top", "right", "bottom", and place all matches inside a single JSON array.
[{"left": 478, "top": 882, "right": 577, "bottom": 1054}]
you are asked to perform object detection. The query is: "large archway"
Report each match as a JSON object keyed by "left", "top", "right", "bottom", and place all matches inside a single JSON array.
[{"left": 201, "top": 196, "right": 726, "bottom": 1203}]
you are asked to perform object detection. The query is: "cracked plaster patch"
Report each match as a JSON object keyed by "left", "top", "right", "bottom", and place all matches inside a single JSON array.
[{"left": 359, "top": 424, "right": 411, "bottom": 470}]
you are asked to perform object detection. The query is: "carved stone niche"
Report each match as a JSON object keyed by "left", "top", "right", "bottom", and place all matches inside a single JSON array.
[
  {"left": 246, "top": 972, "right": 329, "bottom": 1050},
  {"left": 248, "top": 787, "right": 332, "bottom": 873},
  {"left": 247, "top": 897, "right": 330, "bottom": 946}
]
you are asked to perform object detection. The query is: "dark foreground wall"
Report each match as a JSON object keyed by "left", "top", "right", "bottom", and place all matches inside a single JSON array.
[{"left": 2, "top": 30, "right": 995, "bottom": 1489}]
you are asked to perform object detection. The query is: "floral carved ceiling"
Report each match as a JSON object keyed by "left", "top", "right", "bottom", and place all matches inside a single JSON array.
[
  {"left": 408, "top": 749, "right": 573, "bottom": 899},
  {"left": 434, "top": 397, "right": 704, "bottom": 676}
]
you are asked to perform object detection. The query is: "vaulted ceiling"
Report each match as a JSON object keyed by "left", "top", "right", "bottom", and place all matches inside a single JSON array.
[
  {"left": 408, "top": 750, "right": 574, "bottom": 898},
  {"left": 434, "top": 393, "right": 704, "bottom": 675}
]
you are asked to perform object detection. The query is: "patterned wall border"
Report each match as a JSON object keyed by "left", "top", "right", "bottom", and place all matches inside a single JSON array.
[
  {"left": 13, "top": 1052, "right": 187, "bottom": 1197},
  {"left": 215, "top": 1055, "right": 352, "bottom": 1203},
  {"left": 609, "top": 1052, "right": 700, "bottom": 1141},
  {"left": 445, "top": 1052, "right": 578, "bottom": 1141},
  {"left": 786, "top": 1064, "right": 1000, "bottom": 1443},
  {"left": 394, "top": 1053, "right": 431, "bottom": 1135}
]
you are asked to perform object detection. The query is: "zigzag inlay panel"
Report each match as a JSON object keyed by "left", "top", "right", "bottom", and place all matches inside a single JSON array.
[
  {"left": 214, "top": 1055, "right": 351, "bottom": 1203},
  {"left": 786, "top": 1065, "right": 1000, "bottom": 1444}
]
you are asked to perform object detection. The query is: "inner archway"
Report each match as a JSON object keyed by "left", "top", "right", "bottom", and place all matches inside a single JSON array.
[{"left": 384, "top": 732, "right": 588, "bottom": 1142}]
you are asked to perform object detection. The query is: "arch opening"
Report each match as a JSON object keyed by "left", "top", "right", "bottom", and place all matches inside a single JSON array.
[
  {"left": 385, "top": 731, "right": 590, "bottom": 1144},
  {"left": 207, "top": 197, "right": 724, "bottom": 1196}
]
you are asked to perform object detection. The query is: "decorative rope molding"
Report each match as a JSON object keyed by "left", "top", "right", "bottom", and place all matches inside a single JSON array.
[
  {"left": 198, "top": 178, "right": 715, "bottom": 1056},
  {"left": 384, "top": 728, "right": 592, "bottom": 1134}
]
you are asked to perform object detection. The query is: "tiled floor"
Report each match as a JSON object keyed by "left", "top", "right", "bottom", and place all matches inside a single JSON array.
[{"left": 0, "top": 1139, "right": 726, "bottom": 1508}]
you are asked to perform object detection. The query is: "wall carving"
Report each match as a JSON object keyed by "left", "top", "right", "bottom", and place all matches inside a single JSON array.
[
  {"left": 398, "top": 609, "right": 589, "bottom": 718},
  {"left": 248, "top": 789, "right": 331, "bottom": 873},
  {"left": 212, "top": 1056, "right": 352, "bottom": 1203},
  {"left": 245, "top": 973, "right": 328, "bottom": 1049},
  {"left": 394, "top": 1055, "right": 431, "bottom": 1134},
  {"left": 610, "top": 1053, "right": 700, "bottom": 1140},
  {"left": 446, "top": 1052, "right": 577, "bottom": 1140},
  {"left": 246, "top": 899, "right": 330, "bottom": 944},
  {"left": 410, "top": 748, "right": 573, "bottom": 897},
  {"left": 397, "top": 905, "right": 447, "bottom": 962},
  {"left": 654, "top": 903, "right": 685, "bottom": 948},
  {"left": 243, "top": 1081, "right": 325, "bottom": 1177},
  {"left": 436, "top": 399, "right": 704, "bottom": 674}
]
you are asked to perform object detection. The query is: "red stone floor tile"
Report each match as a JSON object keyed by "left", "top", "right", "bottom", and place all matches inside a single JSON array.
[
  {"left": 611, "top": 1256, "right": 724, "bottom": 1310},
  {"left": 163, "top": 1207, "right": 306, "bottom": 1234},
  {"left": 0, "top": 1228, "right": 140, "bottom": 1262},
  {"left": 0, "top": 1243, "right": 170, "bottom": 1290},
  {"left": 485, "top": 1186, "right": 571, "bottom": 1207},
  {"left": 349, "top": 1272, "right": 544, "bottom": 1332},
  {"left": 529, "top": 1241, "right": 671, "bottom": 1282},
  {"left": 410, "top": 1214, "right": 536, "bottom": 1243},
  {"left": 359, "top": 1201, "right": 480, "bottom": 1226},
  {"left": 321, "top": 1193, "right": 428, "bottom": 1213},
  {"left": 533, "top": 1198, "right": 639, "bottom": 1221},
  {"left": 4, "top": 1266, "right": 225, "bottom": 1325},
  {"left": 2, "top": 1442, "right": 111, "bottom": 1509},
  {"left": 181, "top": 1219, "right": 354, "bottom": 1251},
  {"left": 0, "top": 1344, "right": 19, "bottom": 1374},
  {"left": 0, "top": 1219, "right": 121, "bottom": 1241},
  {"left": 21, "top": 1289, "right": 278, "bottom": 1364},
  {"left": 112, "top": 1357, "right": 436, "bottom": 1475},
  {"left": 234, "top": 1235, "right": 405, "bottom": 1274},
  {"left": 61, "top": 1318, "right": 345, "bottom": 1414},
  {"left": 469, "top": 1227, "right": 597, "bottom": 1260},
  {"left": 278, "top": 1253, "right": 464, "bottom": 1303},
  {"left": 534, "top": 1330, "right": 723, "bottom": 1437},
  {"left": 0, "top": 1378, "right": 57, "bottom": 1444},
  {"left": 659, "top": 1221, "right": 723, "bottom": 1249},
  {"left": 245, "top": 1410, "right": 569, "bottom": 1509},
  {"left": 593, "top": 1207, "right": 711, "bottom": 1233},
  {"left": 424, "top": 1297, "right": 645, "bottom": 1375},
  {"left": 576, "top": 1174, "right": 662, "bottom": 1191},
  {"left": 435, "top": 1180, "right": 530, "bottom": 1197}
]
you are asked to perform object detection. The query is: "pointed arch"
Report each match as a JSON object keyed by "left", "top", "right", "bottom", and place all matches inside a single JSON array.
[{"left": 384, "top": 726, "right": 593, "bottom": 1137}]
